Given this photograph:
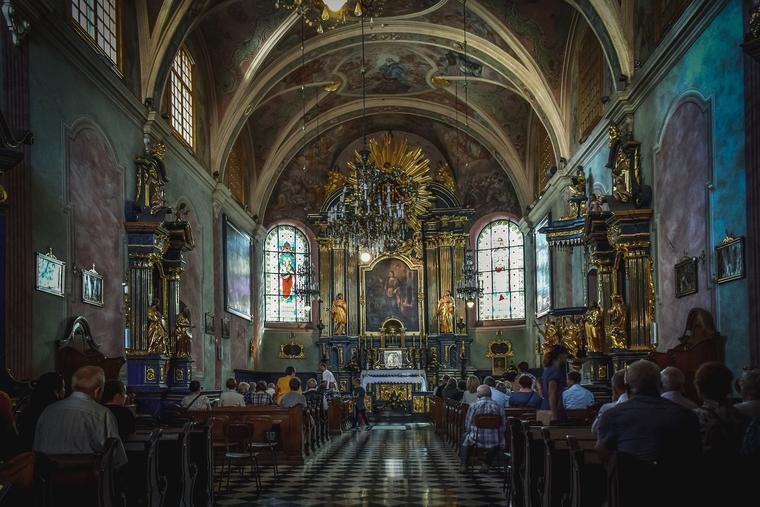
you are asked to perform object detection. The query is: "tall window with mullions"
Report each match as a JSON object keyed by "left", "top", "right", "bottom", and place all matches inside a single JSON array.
[
  {"left": 476, "top": 219, "right": 525, "bottom": 320},
  {"left": 264, "top": 225, "right": 310, "bottom": 323}
]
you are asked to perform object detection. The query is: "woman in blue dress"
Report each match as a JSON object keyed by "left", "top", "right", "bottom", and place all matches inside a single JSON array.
[{"left": 539, "top": 345, "right": 568, "bottom": 422}]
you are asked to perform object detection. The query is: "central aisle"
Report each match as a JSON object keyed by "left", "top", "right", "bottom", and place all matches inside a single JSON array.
[{"left": 216, "top": 423, "right": 506, "bottom": 506}]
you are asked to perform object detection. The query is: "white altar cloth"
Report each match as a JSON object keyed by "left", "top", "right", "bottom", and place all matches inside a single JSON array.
[{"left": 360, "top": 369, "right": 428, "bottom": 391}]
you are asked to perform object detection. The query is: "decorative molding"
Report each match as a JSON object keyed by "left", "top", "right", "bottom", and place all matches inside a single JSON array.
[{"left": 1, "top": 1, "right": 29, "bottom": 46}]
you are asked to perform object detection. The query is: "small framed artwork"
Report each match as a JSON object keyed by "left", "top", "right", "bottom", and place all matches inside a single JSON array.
[
  {"left": 204, "top": 312, "right": 215, "bottom": 334},
  {"left": 716, "top": 236, "right": 745, "bottom": 284},
  {"left": 675, "top": 257, "right": 698, "bottom": 298},
  {"left": 82, "top": 265, "right": 104, "bottom": 307},
  {"left": 36, "top": 250, "right": 65, "bottom": 297},
  {"left": 221, "top": 315, "right": 231, "bottom": 339}
]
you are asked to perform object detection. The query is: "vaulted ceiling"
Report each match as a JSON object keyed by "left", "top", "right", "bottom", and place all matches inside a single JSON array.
[{"left": 137, "top": 0, "right": 636, "bottom": 220}]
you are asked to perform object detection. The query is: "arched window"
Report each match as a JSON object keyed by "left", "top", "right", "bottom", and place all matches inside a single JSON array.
[
  {"left": 169, "top": 46, "right": 195, "bottom": 148},
  {"left": 264, "top": 225, "right": 310, "bottom": 323},
  {"left": 70, "top": 0, "right": 119, "bottom": 65},
  {"left": 477, "top": 219, "right": 525, "bottom": 320}
]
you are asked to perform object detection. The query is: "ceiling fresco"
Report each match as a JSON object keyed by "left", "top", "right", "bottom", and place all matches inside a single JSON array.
[{"left": 145, "top": 0, "right": 630, "bottom": 217}]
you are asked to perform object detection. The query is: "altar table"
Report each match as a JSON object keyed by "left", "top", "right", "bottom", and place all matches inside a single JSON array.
[{"left": 360, "top": 369, "right": 428, "bottom": 391}]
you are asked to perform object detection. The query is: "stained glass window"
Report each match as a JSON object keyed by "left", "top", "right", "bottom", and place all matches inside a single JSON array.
[
  {"left": 70, "top": 0, "right": 119, "bottom": 65},
  {"left": 477, "top": 219, "right": 525, "bottom": 320},
  {"left": 170, "top": 47, "right": 194, "bottom": 148},
  {"left": 265, "top": 225, "right": 310, "bottom": 323}
]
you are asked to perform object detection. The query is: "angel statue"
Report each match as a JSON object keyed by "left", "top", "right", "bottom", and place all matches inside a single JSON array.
[
  {"left": 535, "top": 319, "right": 560, "bottom": 354},
  {"left": 174, "top": 307, "right": 193, "bottom": 358},
  {"left": 607, "top": 295, "right": 628, "bottom": 350},
  {"left": 584, "top": 304, "right": 605, "bottom": 353},
  {"left": 562, "top": 316, "right": 584, "bottom": 357},
  {"left": 147, "top": 298, "right": 169, "bottom": 355}
]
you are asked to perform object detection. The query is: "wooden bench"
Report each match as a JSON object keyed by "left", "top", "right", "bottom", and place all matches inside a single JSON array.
[
  {"left": 540, "top": 427, "right": 594, "bottom": 507},
  {"left": 187, "top": 406, "right": 305, "bottom": 464},
  {"left": 566, "top": 436, "right": 606, "bottom": 507},
  {"left": 123, "top": 429, "right": 167, "bottom": 506},
  {"left": 156, "top": 422, "right": 197, "bottom": 507}
]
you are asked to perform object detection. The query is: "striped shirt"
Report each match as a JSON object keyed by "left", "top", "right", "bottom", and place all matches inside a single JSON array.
[{"left": 248, "top": 391, "right": 274, "bottom": 406}]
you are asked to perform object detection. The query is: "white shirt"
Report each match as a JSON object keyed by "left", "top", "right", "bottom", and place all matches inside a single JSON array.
[
  {"left": 461, "top": 390, "right": 479, "bottom": 405},
  {"left": 34, "top": 391, "right": 127, "bottom": 467},
  {"left": 591, "top": 392, "right": 628, "bottom": 435},
  {"left": 562, "top": 383, "right": 595, "bottom": 409},
  {"left": 181, "top": 392, "right": 211, "bottom": 411},
  {"left": 661, "top": 390, "right": 699, "bottom": 410},
  {"left": 322, "top": 369, "right": 337, "bottom": 389},
  {"left": 489, "top": 387, "right": 509, "bottom": 409},
  {"left": 219, "top": 389, "right": 245, "bottom": 407}
]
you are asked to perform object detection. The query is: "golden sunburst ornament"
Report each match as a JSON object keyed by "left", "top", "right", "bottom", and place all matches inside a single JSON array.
[{"left": 346, "top": 131, "right": 433, "bottom": 233}]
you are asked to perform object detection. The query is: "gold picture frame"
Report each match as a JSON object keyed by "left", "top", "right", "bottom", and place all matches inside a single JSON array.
[
  {"left": 359, "top": 254, "right": 425, "bottom": 336},
  {"left": 279, "top": 334, "right": 305, "bottom": 359}
]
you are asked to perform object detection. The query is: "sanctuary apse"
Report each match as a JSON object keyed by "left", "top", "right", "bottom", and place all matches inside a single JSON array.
[{"left": 1, "top": 0, "right": 760, "bottom": 506}]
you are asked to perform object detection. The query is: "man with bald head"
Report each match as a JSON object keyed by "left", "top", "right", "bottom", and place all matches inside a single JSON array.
[
  {"left": 459, "top": 384, "right": 506, "bottom": 473},
  {"left": 596, "top": 360, "right": 700, "bottom": 465},
  {"left": 34, "top": 366, "right": 127, "bottom": 467}
]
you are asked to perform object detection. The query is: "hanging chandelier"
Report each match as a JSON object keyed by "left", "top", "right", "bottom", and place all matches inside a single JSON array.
[
  {"left": 295, "top": 258, "right": 320, "bottom": 310},
  {"left": 456, "top": 248, "right": 483, "bottom": 308},
  {"left": 325, "top": 132, "right": 433, "bottom": 258},
  {"left": 275, "top": 0, "right": 384, "bottom": 33}
]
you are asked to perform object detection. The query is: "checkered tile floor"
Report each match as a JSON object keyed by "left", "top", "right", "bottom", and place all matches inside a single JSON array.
[{"left": 214, "top": 423, "right": 508, "bottom": 506}]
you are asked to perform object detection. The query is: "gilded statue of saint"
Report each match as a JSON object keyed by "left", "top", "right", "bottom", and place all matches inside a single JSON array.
[
  {"left": 562, "top": 316, "right": 583, "bottom": 357},
  {"left": 607, "top": 295, "right": 628, "bottom": 350},
  {"left": 436, "top": 290, "right": 455, "bottom": 334},
  {"left": 174, "top": 307, "right": 193, "bottom": 358},
  {"left": 331, "top": 293, "right": 347, "bottom": 335},
  {"left": 535, "top": 319, "right": 560, "bottom": 354},
  {"left": 584, "top": 304, "right": 605, "bottom": 353},
  {"left": 147, "top": 298, "right": 169, "bottom": 355}
]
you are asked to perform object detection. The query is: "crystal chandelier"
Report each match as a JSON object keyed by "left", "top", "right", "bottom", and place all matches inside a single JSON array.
[
  {"left": 295, "top": 258, "right": 320, "bottom": 311},
  {"left": 457, "top": 249, "right": 483, "bottom": 308},
  {"left": 275, "top": 0, "right": 384, "bottom": 33},
  {"left": 325, "top": 134, "right": 431, "bottom": 258}
]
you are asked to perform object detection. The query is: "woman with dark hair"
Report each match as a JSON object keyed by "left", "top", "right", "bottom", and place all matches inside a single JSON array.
[
  {"left": 17, "top": 372, "right": 65, "bottom": 450},
  {"left": 442, "top": 378, "right": 459, "bottom": 400},
  {"left": 538, "top": 345, "right": 568, "bottom": 424},
  {"left": 508, "top": 375, "right": 543, "bottom": 409},
  {"left": 694, "top": 362, "right": 747, "bottom": 459}
]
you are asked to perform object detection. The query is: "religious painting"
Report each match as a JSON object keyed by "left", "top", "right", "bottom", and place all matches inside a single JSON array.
[
  {"left": 264, "top": 225, "right": 311, "bottom": 323},
  {"left": 36, "top": 250, "right": 65, "bottom": 297},
  {"left": 361, "top": 256, "right": 422, "bottom": 334},
  {"left": 223, "top": 217, "right": 252, "bottom": 320},
  {"left": 82, "top": 266, "right": 104, "bottom": 307},
  {"left": 535, "top": 215, "right": 552, "bottom": 317},
  {"left": 675, "top": 257, "right": 698, "bottom": 298},
  {"left": 383, "top": 350, "right": 403, "bottom": 369},
  {"left": 204, "top": 312, "right": 215, "bottom": 334},
  {"left": 221, "top": 316, "right": 231, "bottom": 338},
  {"left": 716, "top": 236, "right": 745, "bottom": 284}
]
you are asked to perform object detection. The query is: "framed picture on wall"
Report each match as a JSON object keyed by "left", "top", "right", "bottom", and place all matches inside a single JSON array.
[
  {"left": 204, "top": 312, "right": 215, "bottom": 334},
  {"left": 535, "top": 215, "right": 552, "bottom": 317},
  {"left": 36, "top": 250, "right": 65, "bottom": 297},
  {"left": 82, "top": 265, "right": 104, "bottom": 307},
  {"left": 716, "top": 236, "right": 745, "bottom": 284},
  {"left": 221, "top": 316, "right": 231, "bottom": 339},
  {"left": 223, "top": 216, "right": 253, "bottom": 320},
  {"left": 674, "top": 257, "right": 698, "bottom": 298}
]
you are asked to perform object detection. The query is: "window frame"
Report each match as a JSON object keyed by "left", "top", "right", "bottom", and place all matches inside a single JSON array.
[
  {"left": 68, "top": 0, "right": 121, "bottom": 69},
  {"left": 264, "top": 224, "right": 312, "bottom": 326},
  {"left": 475, "top": 218, "right": 526, "bottom": 325},
  {"left": 168, "top": 46, "right": 196, "bottom": 150}
]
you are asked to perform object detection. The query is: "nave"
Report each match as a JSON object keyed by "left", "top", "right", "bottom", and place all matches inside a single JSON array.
[{"left": 216, "top": 424, "right": 505, "bottom": 507}]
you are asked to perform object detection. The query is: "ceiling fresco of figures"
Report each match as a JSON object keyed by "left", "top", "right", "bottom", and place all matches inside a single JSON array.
[{"left": 145, "top": 0, "right": 630, "bottom": 217}]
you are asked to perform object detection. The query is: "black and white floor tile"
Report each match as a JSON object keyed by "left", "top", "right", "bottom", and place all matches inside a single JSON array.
[{"left": 214, "top": 423, "right": 507, "bottom": 506}]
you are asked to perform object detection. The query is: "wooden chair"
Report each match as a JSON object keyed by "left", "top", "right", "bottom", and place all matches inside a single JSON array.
[
  {"left": 566, "top": 436, "right": 606, "bottom": 507},
  {"left": 220, "top": 422, "right": 260, "bottom": 493},
  {"left": 245, "top": 415, "right": 279, "bottom": 477},
  {"left": 123, "top": 429, "right": 167, "bottom": 507},
  {"left": 466, "top": 413, "right": 503, "bottom": 471}
]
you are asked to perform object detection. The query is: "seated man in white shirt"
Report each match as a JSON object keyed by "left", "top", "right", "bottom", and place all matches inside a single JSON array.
[
  {"left": 181, "top": 380, "right": 212, "bottom": 411},
  {"left": 219, "top": 378, "right": 245, "bottom": 407},
  {"left": 34, "top": 366, "right": 127, "bottom": 468},
  {"left": 660, "top": 366, "right": 698, "bottom": 409},
  {"left": 562, "top": 371, "right": 595, "bottom": 409},
  {"left": 592, "top": 369, "right": 628, "bottom": 435},
  {"left": 319, "top": 362, "right": 337, "bottom": 390},
  {"left": 483, "top": 376, "right": 509, "bottom": 408}
]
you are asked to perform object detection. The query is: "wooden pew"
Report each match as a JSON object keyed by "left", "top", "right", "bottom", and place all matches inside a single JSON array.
[
  {"left": 188, "top": 418, "right": 214, "bottom": 507},
  {"left": 35, "top": 438, "right": 122, "bottom": 507},
  {"left": 157, "top": 422, "right": 197, "bottom": 507},
  {"left": 187, "top": 405, "right": 305, "bottom": 465},
  {"left": 123, "top": 429, "right": 167, "bottom": 507},
  {"left": 507, "top": 417, "right": 532, "bottom": 507},
  {"left": 540, "top": 426, "right": 594, "bottom": 507},
  {"left": 522, "top": 423, "right": 545, "bottom": 507},
  {"left": 566, "top": 436, "right": 606, "bottom": 507},
  {"left": 328, "top": 398, "right": 349, "bottom": 435}
]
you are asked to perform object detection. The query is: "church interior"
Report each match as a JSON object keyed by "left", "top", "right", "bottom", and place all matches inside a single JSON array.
[{"left": 1, "top": 0, "right": 760, "bottom": 506}]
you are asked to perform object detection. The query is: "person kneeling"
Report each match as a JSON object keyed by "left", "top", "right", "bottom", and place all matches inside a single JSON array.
[{"left": 459, "top": 385, "right": 506, "bottom": 473}]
